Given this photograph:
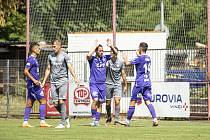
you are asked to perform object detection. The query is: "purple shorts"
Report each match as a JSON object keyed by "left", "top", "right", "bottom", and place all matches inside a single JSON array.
[
  {"left": 27, "top": 85, "right": 45, "bottom": 101},
  {"left": 89, "top": 83, "right": 106, "bottom": 103},
  {"left": 131, "top": 86, "right": 152, "bottom": 102}
]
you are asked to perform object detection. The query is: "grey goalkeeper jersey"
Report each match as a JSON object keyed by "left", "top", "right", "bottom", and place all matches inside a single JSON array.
[
  {"left": 48, "top": 51, "right": 71, "bottom": 85},
  {"left": 106, "top": 58, "right": 125, "bottom": 85}
]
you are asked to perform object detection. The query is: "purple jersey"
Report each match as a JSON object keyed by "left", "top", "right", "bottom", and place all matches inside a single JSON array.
[
  {"left": 25, "top": 55, "right": 40, "bottom": 85},
  {"left": 130, "top": 54, "right": 151, "bottom": 87},
  {"left": 88, "top": 55, "right": 111, "bottom": 84}
]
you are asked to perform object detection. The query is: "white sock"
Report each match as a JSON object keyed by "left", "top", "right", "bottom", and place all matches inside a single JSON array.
[
  {"left": 40, "top": 120, "right": 45, "bottom": 124},
  {"left": 153, "top": 118, "right": 157, "bottom": 122},
  {"left": 23, "top": 121, "right": 28, "bottom": 124}
]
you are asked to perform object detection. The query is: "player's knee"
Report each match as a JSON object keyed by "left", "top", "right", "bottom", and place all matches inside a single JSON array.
[
  {"left": 39, "top": 98, "right": 46, "bottom": 104},
  {"left": 53, "top": 101, "right": 59, "bottom": 107},
  {"left": 59, "top": 99, "right": 65, "bottom": 104},
  {"left": 106, "top": 100, "right": 111, "bottom": 106},
  {"left": 115, "top": 98, "right": 121, "bottom": 105},
  {"left": 99, "top": 98, "right": 105, "bottom": 103},
  {"left": 145, "top": 100, "right": 151, "bottom": 106},
  {"left": 26, "top": 102, "right": 33, "bottom": 107},
  {"left": 92, "top": 99, "right": 97, "bottom": 106}
]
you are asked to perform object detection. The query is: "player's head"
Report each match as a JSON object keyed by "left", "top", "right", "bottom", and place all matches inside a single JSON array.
[
  {"left": 52, "top": 39, "right": 62, "bottom": 54},
  {"left": 138, "top": 42, "right": 148, "bottom": 54},
  {"left": 95, "top": 44, "right": 103, "bottom": 58},
  {"left": 30, "top": 42, "right": 40, "bottom": 56},
  {"left": 110, "top": 47, "right": 118, "bottom": 57}
]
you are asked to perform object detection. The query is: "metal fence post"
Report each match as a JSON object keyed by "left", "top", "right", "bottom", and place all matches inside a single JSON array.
[{"left": 6, "top": 60, "right": 9, "bottom": 118}]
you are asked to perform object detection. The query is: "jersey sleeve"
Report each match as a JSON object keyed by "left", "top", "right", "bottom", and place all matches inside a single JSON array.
[
  {"left": 105, "top": 55, "right": 111, "bottom": 61},
  {"left": 130, "top": 56, "right": 141, "bottom": 65},
  {"left": 64, "top": 53, "right": 72, "bottom": 64},
  {"left": 25, "top": 57, "right": 34, "bottom": 70}
]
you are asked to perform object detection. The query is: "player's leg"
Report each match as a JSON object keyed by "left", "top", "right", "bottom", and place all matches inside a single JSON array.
[
  {"left": 113, "top": 84, "right": 122, "bottom": 124},
  {"left": 105, "top": 99, "right": 112, "bottom": 123},
  {"left": 89, "top": 83, "right": 99, "bottom": 126},
  {"left": 51, "top": 84, "right": 60, "bottom": 113},
  {"left": 22, "top": 88, "right": 35, "bottom": 127},
  {"left": 120, "top": 86, "right": 140, "bottom": 126},
  {"left": 36, "top": 87, "right": 52, "bottom": 127},
  {"left": 113, "top": 96, "right": 121, "bottom": 124},
  {"left": 55, "top": 83, "right": 69, "bottom": 128},
  {"left": 93, "top": 83, "right": 106, "bottom": 126},
  {"left": 105, "top": 84, "right": 113, "bottom": 124},
  {"left": 143, "top": 87, "right": 158, "bottom": 126},
  {"left": 94, "top": 101, "right": 101, "bottom": 126}
]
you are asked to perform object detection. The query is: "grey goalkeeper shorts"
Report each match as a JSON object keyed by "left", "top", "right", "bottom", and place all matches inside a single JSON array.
[
  {"left": 106, "top": 83, "right": 122, "bottom": 100},
  {"left": 51, "top": 82, "right": 68, "bottom": 102}
]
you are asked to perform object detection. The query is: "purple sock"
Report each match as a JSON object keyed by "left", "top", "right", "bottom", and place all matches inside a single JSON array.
[
  {"left": 39, "top": 104, "right": 46, "bottom": 120},
  {"left": 24, "top": 107, "right": 32, "bottom": 121},
  {"left": 91, "top": 109, "right": 97, "bottom": 119},
  {"left": 147, "top": 104, "right": 157, "bottom": 119},
  {"left": 127, "top": 106, "right": 135, "bottom": 120},
  {"left": 95, "top": 112, "right": 101, "bottom": 121}
]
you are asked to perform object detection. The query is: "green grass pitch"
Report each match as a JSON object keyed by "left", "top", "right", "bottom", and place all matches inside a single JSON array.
[{"left": 0, "top": 118, "right": 210, "bottom": 140}]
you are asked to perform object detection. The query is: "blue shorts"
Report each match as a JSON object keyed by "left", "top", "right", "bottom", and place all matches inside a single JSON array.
[
  {"left": 27, "top": 85, "right": 44, "bottom": 101},
  {"left": 131, "top": 86, "right": 152, "bottom": 102},
  {"left": 90, "top": 83, "right": 106, "bottom": 103}
]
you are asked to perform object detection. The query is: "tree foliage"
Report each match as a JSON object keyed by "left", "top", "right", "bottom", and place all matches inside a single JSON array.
[
  {"left": 0, "top": 0, "right": 207, "bottom": 48},
  {"left": 0, "top": 0, "right": 26, "bottom": 42}
]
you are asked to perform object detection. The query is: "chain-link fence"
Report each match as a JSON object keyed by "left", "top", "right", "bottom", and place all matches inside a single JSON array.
[
  {"left": 0, "top": 48, "right": 208, "bottom": 118},
  {"left": 30, "top": 0, "right": 207, "bottom": 48}
]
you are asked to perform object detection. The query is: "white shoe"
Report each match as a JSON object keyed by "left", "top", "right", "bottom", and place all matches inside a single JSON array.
[
  {"left": 55, "top": 124, "right": 65, "bottom": 129},
  {"left": 65, "top": 118, "right": 71, "bottom": 128},
  {"left": 90, "top": 121, "right": 99, "bottom": 127},
  {"left": 118, "top": 119, "right": 130, "bottom": 127},
  {"left": 153, "top": 118, "right": 158, "bottom": 127}
]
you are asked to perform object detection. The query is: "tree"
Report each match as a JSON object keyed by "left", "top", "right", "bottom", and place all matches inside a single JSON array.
[{"left": 0, "top": 0, "right": 26, "bottom": 42}]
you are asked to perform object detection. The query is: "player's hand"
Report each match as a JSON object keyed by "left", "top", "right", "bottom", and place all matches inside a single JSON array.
[
  {"left": 41, "top": 81, "right": 45, "bottom": 88},
  {"left": 106, "top": 38, "right": 112, "bottom": 47},
  {"left": 74, "top": 77, "right": 79, "bottom": 86},
  {"left": 33, "top": 80, "right": 41, "bottom": 86},
  {"left": 136, "top": 50, "right": 140, "bottom": 56},
  {"left": 95, "top": 39, "right": 99, "bottom": 47},
  {"left": 122, "top": 54, "right": 128, "bottom": 60}
]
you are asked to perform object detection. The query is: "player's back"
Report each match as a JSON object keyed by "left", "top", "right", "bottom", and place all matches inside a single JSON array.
[{"left": 132, "top": 54, "right": 151, "bottom": 87}]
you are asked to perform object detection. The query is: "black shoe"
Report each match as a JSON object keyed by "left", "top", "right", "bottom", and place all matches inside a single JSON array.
[
  {"left": 106, "top": 117, "right": 112, "bottom": 123},
  {"left": 114, "top": 120, "right": 120, "bottom": 125}
]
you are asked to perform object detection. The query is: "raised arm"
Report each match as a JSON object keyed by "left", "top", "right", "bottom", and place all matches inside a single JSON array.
[
  {"left": 106, "top": 38, "right": 118, "bottom": 55},
  {"left": 123, "top": 54, "right": 131, "bottom": 66},
  {"left": 86, "top": 39, "right": 99, "bottom": 60}
]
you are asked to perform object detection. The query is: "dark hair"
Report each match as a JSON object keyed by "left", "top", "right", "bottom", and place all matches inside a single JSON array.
[
  {"left": 111, "top": 47, "right": 118, "bottom": 55},
  {"left": 139, "top": 42, "right": 148, "bottom": 52},
  {"left": 95, "top": 44, "right": 103, "bottom": 51},
  {"left": 30, "top": 42, "right": 39, "bottom": 53}
]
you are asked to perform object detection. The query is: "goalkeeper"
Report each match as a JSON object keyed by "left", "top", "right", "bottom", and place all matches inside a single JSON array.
[
  {"left": 105, "top": 39, "right": 127, "bottom": 125},
  {"left": 42, "top": 39, "right": 78, "bottom": 128}
]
